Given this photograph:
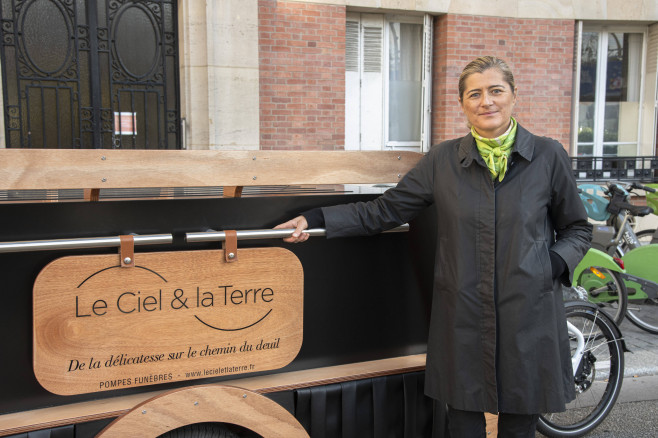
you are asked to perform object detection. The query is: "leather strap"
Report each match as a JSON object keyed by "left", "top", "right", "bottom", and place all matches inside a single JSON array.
[
  {"left": 119, "top": 235, "right": 135, "bottom": 268},
  {"left": 83, "top": 188, "right": 100, "bottom": 202},
  {"left": 223, "top": 230, "right": 238, "bottom": 263},
  {"left": 223, "top": 186, "right": 244, "bottom": 198}
]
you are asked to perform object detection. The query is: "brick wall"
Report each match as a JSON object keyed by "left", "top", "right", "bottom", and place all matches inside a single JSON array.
[
  {"left": 432, "top": 15, "right": 575, "bottom": 150},
  {"left": 258, "top": 0, "right": 345, "bottom": 150}
]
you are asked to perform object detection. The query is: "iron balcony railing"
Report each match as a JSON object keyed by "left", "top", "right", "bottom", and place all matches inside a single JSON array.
[{"left": 572, "top": 156, "right": 658, "bottom": 183}]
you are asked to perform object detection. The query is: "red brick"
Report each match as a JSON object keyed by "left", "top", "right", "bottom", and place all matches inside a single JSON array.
[
  {"left": 258, "top": 0, "right": 345, "bottom": 150},
  {"left": 432, "top": 14, "right": 574, "bottom": 149}
]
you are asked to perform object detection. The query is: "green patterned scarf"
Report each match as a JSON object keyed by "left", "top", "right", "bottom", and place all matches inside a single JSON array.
[{"left": 472, "top": 117, "right": 517, "bottom": 182}]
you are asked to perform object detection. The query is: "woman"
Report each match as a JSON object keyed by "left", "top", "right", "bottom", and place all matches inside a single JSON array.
[{"left": 275, "top": 56, "right": 592, "bottom": 438}]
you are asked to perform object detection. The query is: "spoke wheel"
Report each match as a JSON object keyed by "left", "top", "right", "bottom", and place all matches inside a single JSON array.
[
  {"left": 626, "top": 296, "right": 658, "bottom": 334},
  {"left": 577, "top": 267, "right": 628, "bottom": 325},
  {"left": 159, "top": 423, "right": 259, "bottom": 438},
  {"left": 537, "top": 304, "right": 624, "bottom": 437}
]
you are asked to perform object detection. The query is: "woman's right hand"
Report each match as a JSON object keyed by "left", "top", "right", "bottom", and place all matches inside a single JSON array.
[{"left": 274, "top": 215, "right": 310, "bottom": 243}]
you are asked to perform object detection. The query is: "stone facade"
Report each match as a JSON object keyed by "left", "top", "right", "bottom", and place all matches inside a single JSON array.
[{"left": 1, "top": 0, "right": 656, "bottom": 152}]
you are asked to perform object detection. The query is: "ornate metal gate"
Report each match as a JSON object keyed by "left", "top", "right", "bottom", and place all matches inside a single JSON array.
[{"left": 0, "top": 0, "right": 179, "bottom": 149}]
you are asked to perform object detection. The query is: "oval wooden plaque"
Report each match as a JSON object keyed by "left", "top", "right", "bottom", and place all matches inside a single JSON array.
[{"left": 33, "top": 248, "right": 303, "bottom": 395}]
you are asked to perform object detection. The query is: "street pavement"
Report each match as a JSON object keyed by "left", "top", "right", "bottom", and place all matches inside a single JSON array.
[{"left": 535, "top": 316, "right": 658, "bottom": 437}]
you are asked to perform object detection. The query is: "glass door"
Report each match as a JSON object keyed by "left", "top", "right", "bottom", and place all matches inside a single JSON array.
[{"left": 577, "top": 30, "right": 643, "bottom": 157}]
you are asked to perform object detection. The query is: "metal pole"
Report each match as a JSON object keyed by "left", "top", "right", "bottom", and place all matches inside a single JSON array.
[
  {"left": 0, "top": 234, "right": 172, "bottom": 253},
  {"left": 185, "top": 224, "right": 409, "bottom": 243}
]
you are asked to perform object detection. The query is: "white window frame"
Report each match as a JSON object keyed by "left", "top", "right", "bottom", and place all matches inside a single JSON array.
[
  {"left": 574, "top": 23, "right": 648, "bottom": 157},
  {"left": 382, "top": 14, "right": 428, "bottom": 152},
  {"left": 345, "top": 13, "right": 432, "bottom": 153}
]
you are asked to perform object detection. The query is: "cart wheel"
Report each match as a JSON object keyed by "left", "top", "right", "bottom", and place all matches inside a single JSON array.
[
  {"left": 159, "top": 422, "right": 249, "bottom": 438},
  {"left": 96, "top": 385, "right": 308, "bottom": 438}
]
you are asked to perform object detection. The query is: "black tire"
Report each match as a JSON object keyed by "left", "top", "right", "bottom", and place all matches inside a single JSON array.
[
  {"left": 158, "top": 423, "right": 242, "bottom": 438},
  {"left": 537, "top": 303, "right": 624, "bottom": 438},
  {"left": 577, "top": 267, "right": 628, "bottom": 325},
  {"left": 626, "top": 295, "right": 658, "bottom": 335}
]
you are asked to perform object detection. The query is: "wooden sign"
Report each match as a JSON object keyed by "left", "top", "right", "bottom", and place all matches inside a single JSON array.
[{"left": 33, "top": 248, "right": 303, "bottom": 395}]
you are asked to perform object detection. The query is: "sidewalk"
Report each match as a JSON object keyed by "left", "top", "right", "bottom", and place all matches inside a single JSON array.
[
  {"left": 571, "top": 398, "right": 658, "bottom": 437},
  {"left": 619, "top": 318, "right": 658, "bottom": 379}
]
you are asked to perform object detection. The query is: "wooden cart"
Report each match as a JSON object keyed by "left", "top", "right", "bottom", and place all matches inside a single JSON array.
[{"left": 0, "top": 149, "right": 492, "bottom": 437}]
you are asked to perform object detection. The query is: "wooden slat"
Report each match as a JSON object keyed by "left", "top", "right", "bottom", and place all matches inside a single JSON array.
[
  {"left": 0, "top": 354, "right": 426, "bottom": 436},
  {"left": 0, "top": 149, "right": 422, "bottom": 191}
]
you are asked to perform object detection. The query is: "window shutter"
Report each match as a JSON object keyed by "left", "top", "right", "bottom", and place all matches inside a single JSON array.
[
  {"left": 363, "top": 26, "right": 382, "bottom": 73},
  {"left": 346, "top": 19, "right": 359, "bottom": 72},
  {"left": 420, "top": 14, "right": 433, "bottom": 152},
  {"left": 345, "top": 13, "right": 361, "bottom": 149},
  {"left": 359, "top": 14, "right": 384, "bottom": 150},
  {"left": 345, "top": 13, "right": 384, "bottom": 151}
]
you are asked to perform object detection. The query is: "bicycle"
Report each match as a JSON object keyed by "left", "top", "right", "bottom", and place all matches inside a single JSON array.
[
  {"left": 537, "top": 292, "right": 626, "bottom": 438},
  {"left": 578, "top": 181, "right": 655, "bottom": 256},
  {"left": 578, "top": 182, "right": 658, "bottom": 334},
  {"left": 630, "top": 183, "right": 658, "bottom": 247},
  {"left": 572, "top": 248, "right": 627, "bottom": 325},
  {"left": 646, "top": 183, "right": 658, "bottom": 215}
]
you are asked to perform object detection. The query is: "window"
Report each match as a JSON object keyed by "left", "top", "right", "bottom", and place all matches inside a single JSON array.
[
  {"left": 345, "top": 13, "right": 432, "bottom": 152},
  {"left": 576, "top": 26, "right": 644, "bottom": 157}
]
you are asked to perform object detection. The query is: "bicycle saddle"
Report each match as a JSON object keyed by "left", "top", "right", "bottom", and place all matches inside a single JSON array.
[
  {"left": 627, "top": 204, "right": 654, "bottom": 216},
  {"left": 607, "top": 196, "right": 653, "bottom": 216}
]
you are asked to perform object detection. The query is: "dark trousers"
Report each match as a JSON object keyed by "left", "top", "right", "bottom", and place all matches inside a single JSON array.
[{"left": 447, "top": 406, "right": 539, "bottom": 438}]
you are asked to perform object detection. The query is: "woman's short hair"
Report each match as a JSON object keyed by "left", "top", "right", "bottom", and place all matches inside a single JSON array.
[{"left": 458, "top": 56, "right": 516, "bottom": 100}]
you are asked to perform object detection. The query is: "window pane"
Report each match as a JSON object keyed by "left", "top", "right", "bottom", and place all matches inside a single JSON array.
[
  {"left": 602, "top": 32, "right": 642, "bottom": 154},
  {"left": 579, "top": 33, "right": 599, "bottom": 100},
  {"left": 577, "top": 32, "right": 598, "bottom": 155},
  {"left": 578, "top": 144, "right": 594, "bottom": 156},
  {"left": 578, "top": 102, "right": 595, "bottom": 142},
  {"left": 388, "top": 22, "right": 422, "bottom": 142}
]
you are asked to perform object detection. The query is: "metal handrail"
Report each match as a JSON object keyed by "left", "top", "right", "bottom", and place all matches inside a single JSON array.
[
  {"left": 0, "top": 234, "right": 172, "bottom": 253},
  {"left": 0, "top": 224, "right": 410, "bottom": 253},
  {"left": 185, "top": 224, "right": 410, "bottom": 243}
]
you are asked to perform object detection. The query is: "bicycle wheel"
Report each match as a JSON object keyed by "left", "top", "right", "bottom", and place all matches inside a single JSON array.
[
  {"left": 626, "top": 293, "right": 658, "bottom": 334},
  {"left": 159, "top": 422, "right": 258, "bottom": 438},
  {"left": 537, "top": 303, "right": 624, "bottom": 438},
  {"left": 577, "top": 267, "right": 628, "bottom": 325}
]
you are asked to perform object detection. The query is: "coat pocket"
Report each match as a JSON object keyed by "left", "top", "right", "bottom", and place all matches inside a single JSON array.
[{"left": 533, "top": 240, "right": 553, "bottom": 293}]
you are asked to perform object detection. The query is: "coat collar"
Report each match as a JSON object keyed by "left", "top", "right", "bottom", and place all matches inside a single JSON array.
[{"left": 458, "top": 122, "right": 535, "bottom": 168}]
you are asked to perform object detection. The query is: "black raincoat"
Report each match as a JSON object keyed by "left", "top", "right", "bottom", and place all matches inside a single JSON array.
[{"left": 322, "top": 124, "right": 592, "bottom": 414}]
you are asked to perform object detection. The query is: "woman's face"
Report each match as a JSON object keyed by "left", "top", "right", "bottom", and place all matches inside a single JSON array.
[{"left": 459, "top": 68, "right": 517, "bottom": 138}]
